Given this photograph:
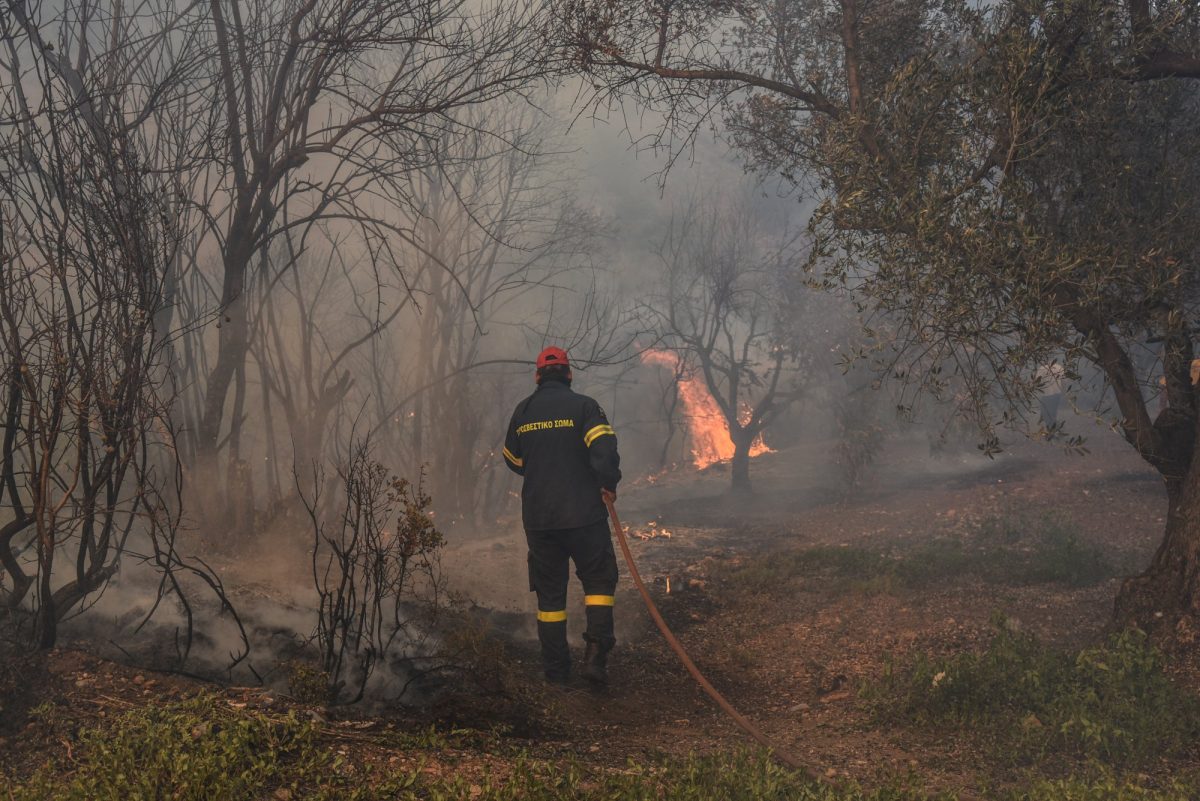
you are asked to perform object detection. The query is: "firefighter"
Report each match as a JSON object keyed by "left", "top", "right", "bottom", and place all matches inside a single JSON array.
[{"left": 502, "top": 346, "right": 621, "bottom": 685}]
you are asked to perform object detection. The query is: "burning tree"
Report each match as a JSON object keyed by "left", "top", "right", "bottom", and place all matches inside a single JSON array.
[
  {"left": 555, "top": 0, "right": 1200, "bottom": 632},
  {"left": 641, "top": 349, "right": 772, "bottom": 471},
  {"left": 643, "top": 196, "right": 805, "bottom": 491}
]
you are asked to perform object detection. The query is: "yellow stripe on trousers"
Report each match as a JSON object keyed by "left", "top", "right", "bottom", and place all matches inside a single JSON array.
[
  {"left": 537, "top": 610, "right": 567, "bottom": 623},
  {"left": 584, "top": 595, "right": 615, "bottom": 606}
]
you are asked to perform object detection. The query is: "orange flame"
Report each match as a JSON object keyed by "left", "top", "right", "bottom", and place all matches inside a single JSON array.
[{"left": 641, "top": 349, "right": 771, "bottom": 470}]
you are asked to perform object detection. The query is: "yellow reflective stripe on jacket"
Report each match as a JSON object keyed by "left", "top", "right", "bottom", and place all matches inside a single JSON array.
[
  {"left": 583, "top": 424, "right": 615, "bottom": 447},
  {"left": 503, "top": 446, "right": 523, "bottom": 467},
  {"left": 584, "top": 594, "right": 615, "bottom": 607},
  {"left": 537, "top": 609, "right": 567, "bottom": 623}
]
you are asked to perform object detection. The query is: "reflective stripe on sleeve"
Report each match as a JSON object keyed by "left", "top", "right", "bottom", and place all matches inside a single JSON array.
[
  {"left": 584, "top": 595, "right": 615, "bottom": 607},
  {"left": 503, "top": 446, "right": 523, "bottom": 467},
  {"left": 537, "top": 609, "right": 567, "bottom": 623},
  {"left": 583, "top": 424, "right": 615, "bottom": 447}
]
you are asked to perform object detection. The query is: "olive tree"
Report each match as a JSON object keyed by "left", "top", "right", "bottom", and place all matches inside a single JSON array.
[{"left": 555, "top": 0, "right": 1200, "bottom": 633}]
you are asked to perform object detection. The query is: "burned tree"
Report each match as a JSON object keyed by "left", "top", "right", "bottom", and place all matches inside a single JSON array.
[
  {"left": 249, "top": 218, "right": 415, "bottom": 515},
  {"left": 556, "top": 0, "right": 1200, "bottom": 631},
  {"left": 399, "top": 119, "right": 605, "bottom": 526},
  {"left": 190, "top": 0, "right": 552, "bottom": 501},
  {"left": 647, "top": 197, "right": 804, "bottom": 492},
  {"left": 0, "top": 4, "right": 237, "bottom": 652},
  {"left": 147, "top": 0, "right": 556, "bottom": 528}
]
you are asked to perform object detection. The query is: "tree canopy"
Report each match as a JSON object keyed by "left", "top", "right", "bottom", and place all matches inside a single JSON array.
[{"left": 556, "top": 0, "right": 1200, "bottom": 630}]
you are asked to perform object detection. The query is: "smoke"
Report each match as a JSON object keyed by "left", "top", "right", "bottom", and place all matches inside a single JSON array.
[{"left": 7, "top": 63, "right": 1075, "bottom": 703}]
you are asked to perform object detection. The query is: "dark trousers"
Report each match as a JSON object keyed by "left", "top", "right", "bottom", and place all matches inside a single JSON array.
[{"left": 526, "top": 519, "right": 618, "bottom": 678}]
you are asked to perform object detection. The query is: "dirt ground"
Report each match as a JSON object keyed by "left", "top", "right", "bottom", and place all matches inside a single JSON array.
[
  {"left": 3, "top": 427, "right": 1195, "bottom": 796},
  {"left": 484, "top": 430, "right": 1185, "bottom": 793}
]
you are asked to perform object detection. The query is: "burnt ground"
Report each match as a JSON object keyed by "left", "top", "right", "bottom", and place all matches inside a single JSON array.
[{"left": 3, "top": 427, "right": 1197, "bottom": 796}]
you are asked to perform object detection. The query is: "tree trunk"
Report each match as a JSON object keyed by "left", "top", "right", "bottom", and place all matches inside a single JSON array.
[
  {"left": 730, "top": 431, "right": 752, "bottom": 493},
  {"left": 198, "top": 269, "right": 248, "bottom": 455},
  {"left": 192, "top": 238, "right": 253, "bottom": 531},
  {"left": 1115, "top": 463, "right": 1200, "bottom": 639}
]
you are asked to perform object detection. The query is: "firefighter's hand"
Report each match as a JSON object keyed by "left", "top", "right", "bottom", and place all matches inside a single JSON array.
[{"left": 601, "top": 488, "right": 617, "bottom": 504}]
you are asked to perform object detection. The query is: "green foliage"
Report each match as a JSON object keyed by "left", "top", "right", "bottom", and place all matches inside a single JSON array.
[
  {"left": 865, "top": 618, "right": 1200, "bottom": 767},
  {"left": 569, "top": 0, "right": 1200, "bottom": 458},
  {"left": 5, "top": 697, "right": 1196, "bottom": 800},
  {"left": 977, "top": 513, "right": 1114, "bottom": 587},
  {"left": 429, "top": 752, "right": 950, "bottom": 801},
  {"left": 286, "top": 660, "right": 334, "bottom": 706},
  {"left": 1001, "top": 776, "right": 1199, "bottom": 801},
  {"left": 5, "top": 694, "right": 416, "bottom": 801},
  {"left": 722, "top": 514, "right": 1113, "bottom": 596}
]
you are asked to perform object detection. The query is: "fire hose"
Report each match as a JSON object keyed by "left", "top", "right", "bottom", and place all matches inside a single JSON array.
[{"left": 604, "top": 497, "right": 809, "bottom": 774}]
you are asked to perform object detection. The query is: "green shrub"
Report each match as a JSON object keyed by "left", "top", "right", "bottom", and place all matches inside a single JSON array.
[
  {"left": 1002, "top": 775, "right": 1198, "bottom": 801},
  {"left": 721, "top": 515, "right": 1114, "bottom": 596},
  {"left": 438, "top": 752, "right": 953, "bottom": 801},
  {"left": 7, "top": 693, "right": 1195, "bottom": 800},
  {"left": 5, "top": 694, "right": 416, "bottom": 801},
  {"left": 864, "top": 618, "right": 1200, "bottom": 767},
  {"left": 286, "top": 660, "right": 334, "bottom": 706},
  {"left": 977, "top": 513, "right": 1113, "bottom": 587}
]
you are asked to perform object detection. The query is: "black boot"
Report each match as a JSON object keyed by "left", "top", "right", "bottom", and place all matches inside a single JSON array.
[
  {"left": 537, "top": 619, "right": 570, "bottom": 683},
  {"left": 581, "top": 639, "right": 609, "bottom": 685}
]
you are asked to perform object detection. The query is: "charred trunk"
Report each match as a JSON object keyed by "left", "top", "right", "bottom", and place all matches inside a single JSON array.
[
  {"left": 198, "top": 285, "right": 248, "bottom": 456},
  {"left": 730, "top": 430, "right": 752, "bottom": 493},
  {"left": 193, "top": 240, "right": 252, "bottom": 532}
]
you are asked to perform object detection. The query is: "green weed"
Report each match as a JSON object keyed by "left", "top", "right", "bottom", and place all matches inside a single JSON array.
[
  {"left": 5, "top": 694, "right": 1196, "bottom": 799},
  {"left": 864, "top": 617, "right": 1200, "bottom": 768},
  {"left": 721, "top": 514, "right": 1114, "bottom": 596},
  {"left": 286, "top": 659, "right": 334, "bottom": 706},
  {"left": 5, "top": 693, "right": 416, "bottom": 801},
  {"left": 434, "top": 752, "right": 950, "bottom": 801},
  {"left": 1001, "top": 776, "right": 1198, "bottom": 801}
]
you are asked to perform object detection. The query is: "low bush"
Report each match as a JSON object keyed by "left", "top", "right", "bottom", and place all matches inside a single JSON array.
[
  {"left": 1002, "top": 776, "right": 1199, "bottom": 801},
  {"left": 864, "top": 617, "right": 1200, "bottom": 768},
  {"left": 6, "top": 694, "right": 1196, "bottom": 799},
  {"left": 286, "top": 660, "right": 334, "bottom": 706},
  {"left": 721, "top": 514, "right": 1114, "bottom": 595},
  {"left": 420, "top": 752, "right": 956, "bottom": 801},
  {"left": 5, "top": 694, "right": 415, "bottom": 801},
  {"left": 976, "top": 513, "right": 1114, "bottom": 587}
]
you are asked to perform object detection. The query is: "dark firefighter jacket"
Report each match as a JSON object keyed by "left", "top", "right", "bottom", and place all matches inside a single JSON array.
[{"left": 503, "top": 380, "right": 621, "bottom": 531}]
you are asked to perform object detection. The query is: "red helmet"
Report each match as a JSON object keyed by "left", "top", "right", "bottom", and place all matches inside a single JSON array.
[{"left": 536, "top": 346, "right": 570, "bottom": 370}]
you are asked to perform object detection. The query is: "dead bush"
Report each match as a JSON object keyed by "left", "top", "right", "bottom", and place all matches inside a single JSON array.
[{"left": 298, "top": 441, "right": 444, "bottom": 704}]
